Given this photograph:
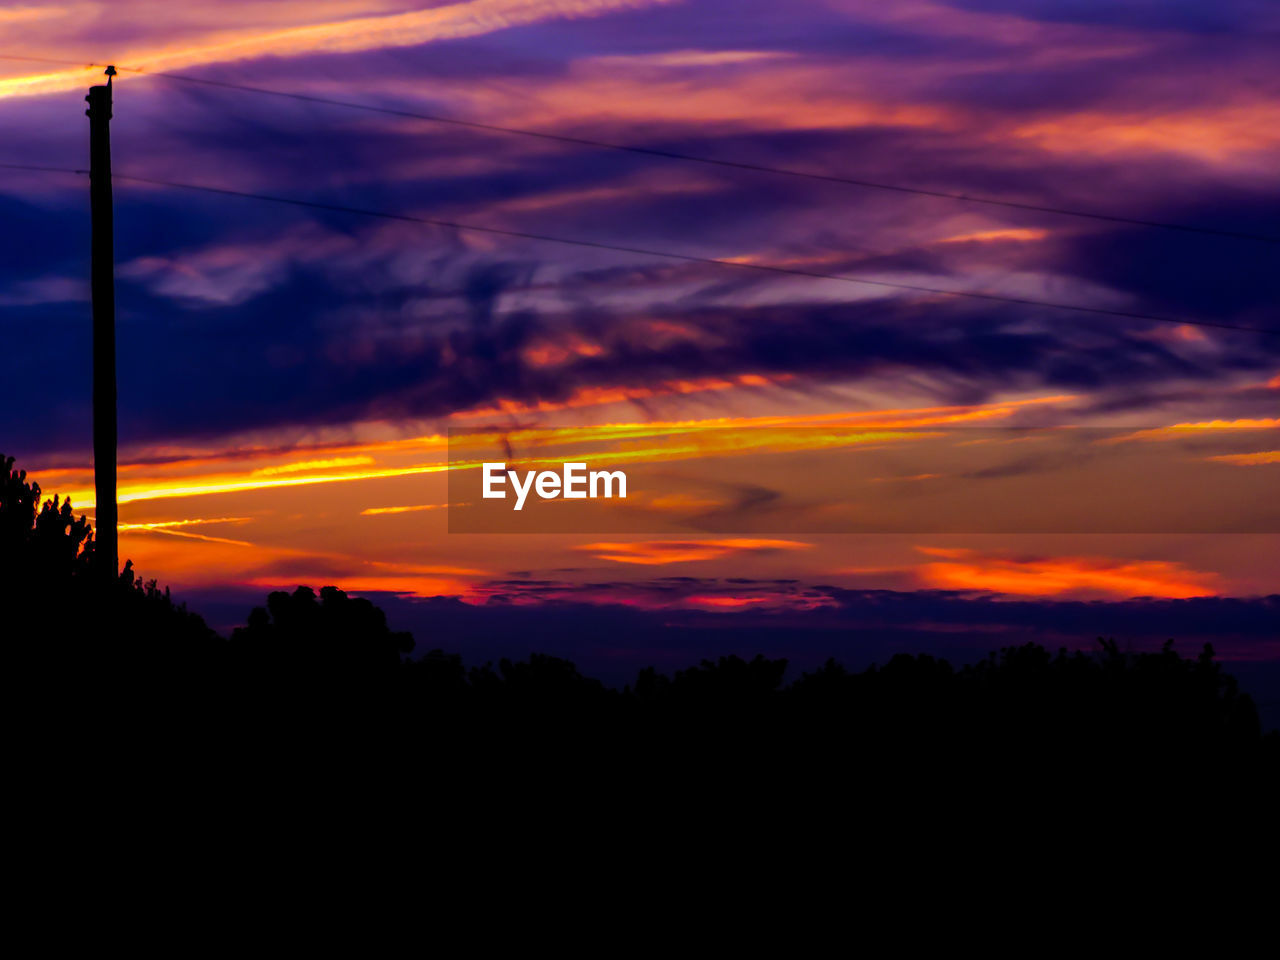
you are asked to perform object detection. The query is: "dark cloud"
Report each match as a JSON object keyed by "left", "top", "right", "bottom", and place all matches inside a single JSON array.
[
  {"left": 5, "top": 241, "right": 1276, "bottom": 459},
  {"left": 946, "top": 0, "right": 1280, "bottom": 33}
]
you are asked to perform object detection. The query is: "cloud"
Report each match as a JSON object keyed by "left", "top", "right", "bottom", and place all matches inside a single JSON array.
[
  {"left": 574, "top": 538, "right": 810, "bottom": 564},
  {"left": 913, "top": 546, "right": 1221, "bottom": 599},
  {"left": 13, "top": 251, "right": 1264, "bottom": 463},
  {"left": 468, "top": 574, "right": 832, "bottom": 610},
  {"left": 1108, "top": 418, "right": 1280, "bottom": 443},
  {"left": 4, "top": 0, "right": 1279, "bottom": 493},
  {"left": 0, "top": 0, "right": 681, "bottom": 99},
  {"left": 1205, "top": 451, "right": 1280, "bottom": 466},
  {"left": 361, "top": 502, "right": 451, "bottom": 515}
]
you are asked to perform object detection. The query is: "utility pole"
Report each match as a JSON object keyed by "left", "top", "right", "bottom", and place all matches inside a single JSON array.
[{"left": 86, "top": 66, "right": 117, "bottom": 587}]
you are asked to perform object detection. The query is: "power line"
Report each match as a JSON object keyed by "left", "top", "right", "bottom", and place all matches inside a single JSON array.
[
  {"left": 0, "top": 54, "right": 98, "bottom": 68},
  {"left": 0, "top": 161, "right": 87, "bottom": 175},
  {"left": 123, "top": 69, "right": 1280, "bottom": 246},
  {"left": 3, "top": 53, "right": 1277, "bottom": 245},
  {"left": 8, "top": 162, "right": 1274, "bottom": 336}
]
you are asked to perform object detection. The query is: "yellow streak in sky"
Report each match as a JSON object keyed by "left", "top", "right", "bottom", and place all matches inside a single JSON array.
[
  {"left": 52, "top": 395, "right": 1074, "bottom": 508},
  {"left": 252, "top": 456, "right": 374, "bottom": 476},
  {"left": 120, "top": 528, "right": 255, "bottom": 547},
  {"left": 361, "top": 503, "right": 450, "bottom": 515},
  {"left": 118, "top": 517, "right": 251, "bottom": 530},
  {"left": 0, "top": 0, "right": 678, "bottom": 99},
  {"left": 117, "top": 516, "right": 255, "bottom": 545},
  {"left": 70, "top": 462, "right": 455, "bottom": 508},
  {"left": 450, "top": 393, "right": 1075, "bottom": 449}
]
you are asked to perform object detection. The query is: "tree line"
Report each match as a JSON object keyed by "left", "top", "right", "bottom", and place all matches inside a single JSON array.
[{"left": 3, "top": 452, "right": 1276, "bottom": 785}]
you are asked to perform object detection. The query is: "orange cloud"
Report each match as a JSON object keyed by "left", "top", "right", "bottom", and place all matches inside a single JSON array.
[
  {"left": 1136, "top": 323, "right": 1210, "bottom": 345},
  {"left": 466, "top": 578, "right": 834, "bottom": 611},
  {"left": 576, "top": 538, "right": 811, "bottom": 565},
  {"left": 361, "top": 503, "right": 451, "bottom": 515},
  {"left": 1205, "top": 451, "right": 1280, "bottom": 466},
  {"left": 1109, "top": 418, "right": 1280, "bottom": 443},
  {"left": 936, "top": 228, "right": 1049, "bottom": 245},
  {"left": 1010, "top": 102, "right": 1280, "bottom": 167},
  {"left": 914, "top": 547, "right": 1220, "bottom": 599},
  {"left": 521, "top": 336, "right": 606, "bottom": 368},
  {"left": 686, "top": 595, "right": 773, "bottom": 609},
  {"left": 519, "top": 55, "right": 958, "bottom": 136},
  {"left": 245, "top": 574, "right": 477, "bottom": 599},
  {"left": 870, "top": 473, "right": 941, "bottom": 482}
]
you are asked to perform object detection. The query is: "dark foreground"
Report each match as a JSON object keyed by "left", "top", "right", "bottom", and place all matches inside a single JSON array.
[{"left": 4, "top": 454, "right": 1278, "bottom": 796}]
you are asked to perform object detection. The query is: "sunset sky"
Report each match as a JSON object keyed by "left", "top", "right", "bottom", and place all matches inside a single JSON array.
[{"left": 2, "top": 1, "right": 1277, "bottom": 681}]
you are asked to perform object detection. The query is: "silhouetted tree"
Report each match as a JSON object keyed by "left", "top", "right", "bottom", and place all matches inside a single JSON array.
[
  {"left": 231, "top": 584, "right": 413, "bottom": 679},
  {"left": 3, "top": 452, "right": 1275, "bottom": 790},
  {"left": 1, "top": 453, "right": 214, "bottom": 663},
  {"left": 1, "top": 454, "right": 93, "bottom": 592}
]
